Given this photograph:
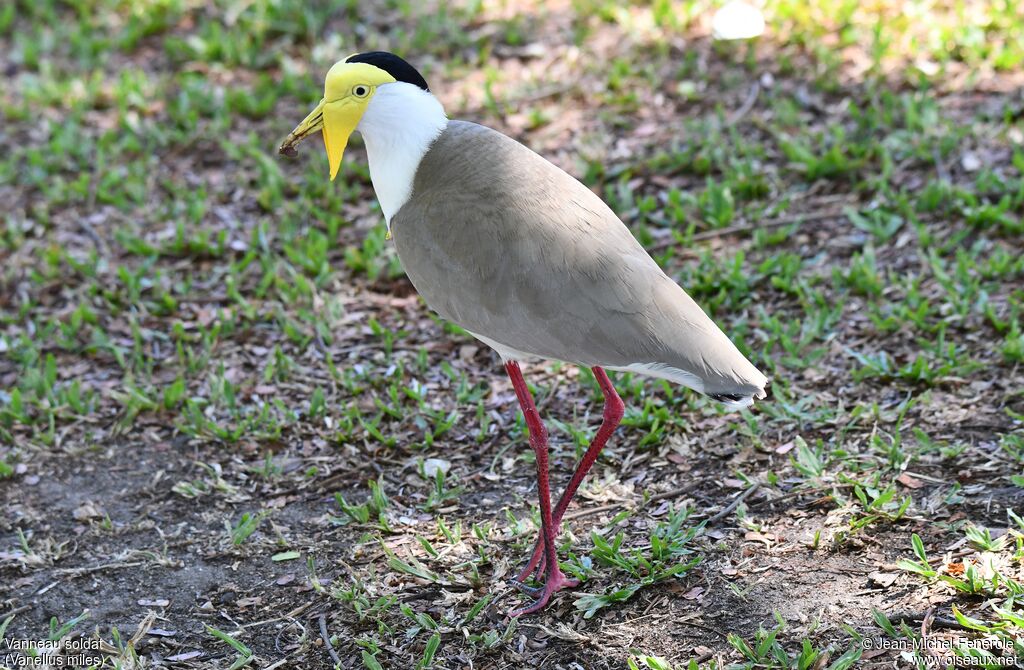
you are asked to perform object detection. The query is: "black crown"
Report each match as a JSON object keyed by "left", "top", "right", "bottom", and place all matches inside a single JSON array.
[{"left": 345, "top": 51, "right": 429, "bottom": 91}]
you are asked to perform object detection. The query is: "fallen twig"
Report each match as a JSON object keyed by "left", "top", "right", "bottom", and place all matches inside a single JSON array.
[
  {"left": 750, "top": 482, "right": 858, "bottom": 508},
  {"left": 318, "top": 614, "right": 342, "bottom": 668},
  {"left": 682, "top": 620, "right": 731, "bottom": 640},
  {"left": 55, "top": 561, "right": 146, "bottom": 576},
  {"left": 727, "top": 82, "right": 760, "bottom": 126},
  {"left": 892, "top": 611, "right": 976, "bottom": 632},
  {"left": 704, "top": 483, "right": 760, "bottom": 526},
  {"left": 562, "top": 503, "right": 624, "bottom": 522},
  {"left": 0, "top": 604, "right": 32, "bottom": 620}
]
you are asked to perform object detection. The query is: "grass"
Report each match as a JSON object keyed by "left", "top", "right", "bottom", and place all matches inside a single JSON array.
[{"left": 1, "top": 0, "right": 1023, "bottom": 668}]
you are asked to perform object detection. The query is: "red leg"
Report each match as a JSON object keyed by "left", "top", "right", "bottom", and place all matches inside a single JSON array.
[
  {"left": 514, "top": 366, "right": 624, "bottom": 584},
  {"left": 504, "top": 361, "right": 579, "bottom": 616}
]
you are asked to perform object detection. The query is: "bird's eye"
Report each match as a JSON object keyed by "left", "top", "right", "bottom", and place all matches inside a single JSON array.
[{"left": 353, "top": 85, "right": 370, "bottom": 98}]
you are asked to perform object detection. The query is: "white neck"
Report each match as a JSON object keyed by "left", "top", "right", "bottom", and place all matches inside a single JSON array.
[{"left": 356, "top": 82, "right": 448, "bottom": 227}]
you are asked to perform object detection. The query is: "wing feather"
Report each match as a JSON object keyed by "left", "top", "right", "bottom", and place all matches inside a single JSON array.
[{"left": 391, "top": 121, "right": 766, "bottom": 397}]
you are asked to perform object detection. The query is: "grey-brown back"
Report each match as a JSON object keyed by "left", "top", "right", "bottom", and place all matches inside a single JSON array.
[{"left": 391, "top": 121, "right": 766, "bottom": 398}]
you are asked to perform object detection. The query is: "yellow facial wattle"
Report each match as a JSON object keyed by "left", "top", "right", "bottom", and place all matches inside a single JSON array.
[
  {"left": 280, "top": 60, "right": 398, "bottom": 180},
  {"left": 320, "top": 100, "right": 361, "bottom": 181}
]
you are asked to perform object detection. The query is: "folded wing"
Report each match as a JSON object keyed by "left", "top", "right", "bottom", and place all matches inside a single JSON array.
[{"left": 391, "top": 121, "right": 767, "bottom": 401}]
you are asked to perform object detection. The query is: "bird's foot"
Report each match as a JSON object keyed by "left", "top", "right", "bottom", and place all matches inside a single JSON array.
[{"left": 508, "top": 569, "right": 579, "bottom": 617}]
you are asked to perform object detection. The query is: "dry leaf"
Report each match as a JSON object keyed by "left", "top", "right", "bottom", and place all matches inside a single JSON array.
[
  {"left": 72, "top": 502, "right": 104, "bottom": 520},
  {"left": 897, "top": 473, "right": 924, "bottom": 489},
  {"left": 867, "top": 571, "right": 898, "bottom": 588}
]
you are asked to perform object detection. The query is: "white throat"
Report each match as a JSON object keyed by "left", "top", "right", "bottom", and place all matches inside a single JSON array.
[{"left": 356, "top": 82, "right": 448, "bottom": 228}]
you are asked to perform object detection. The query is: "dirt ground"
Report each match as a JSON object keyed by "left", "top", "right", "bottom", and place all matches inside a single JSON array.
[{"left": 2, "top": 1, "right": 1024, "bottom": 669}]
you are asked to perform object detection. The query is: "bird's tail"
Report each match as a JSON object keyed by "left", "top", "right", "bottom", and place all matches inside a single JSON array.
[
  {"left": 706, "top": 382, "right": 769, "bottom": 409},
  {"left": 609, "top": 361, "right": 768, "bottom": 408}
]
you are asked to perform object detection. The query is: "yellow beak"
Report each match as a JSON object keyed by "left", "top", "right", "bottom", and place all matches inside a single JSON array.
[{"left": 279, "top": 98, "right": 365, "bottom": 181}]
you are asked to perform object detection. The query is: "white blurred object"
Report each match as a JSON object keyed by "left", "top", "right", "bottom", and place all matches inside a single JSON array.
[
  {"left": 422, "top": 458, "right": 451, "bottom": 478},
  {"left": 712, "top": 1, "right": 766, "bottom": 41}
]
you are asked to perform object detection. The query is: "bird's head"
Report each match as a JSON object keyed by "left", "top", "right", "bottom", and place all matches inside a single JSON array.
[{"left": 280, "top": 51, "right": 430, "bottom": 180}]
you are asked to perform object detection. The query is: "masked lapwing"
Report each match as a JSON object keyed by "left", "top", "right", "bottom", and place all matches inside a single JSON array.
[{"left": 281, "top": 51, "right": 768, "bottom": 616}]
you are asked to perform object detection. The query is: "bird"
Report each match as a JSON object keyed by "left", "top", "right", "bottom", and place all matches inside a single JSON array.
[{"left": 280, "top": 51, "right": 768, "bottom": 616}]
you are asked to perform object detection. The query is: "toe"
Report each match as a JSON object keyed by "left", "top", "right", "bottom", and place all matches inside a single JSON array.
[
  {"left": 508, "top": 578, "right": 543, "bottom": 598},
  {"left": 509, "top": 591, "right": 553, "bottom": 617},
  {"left": 507, "top": 569, "right": 581, "bottom": 617}
]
